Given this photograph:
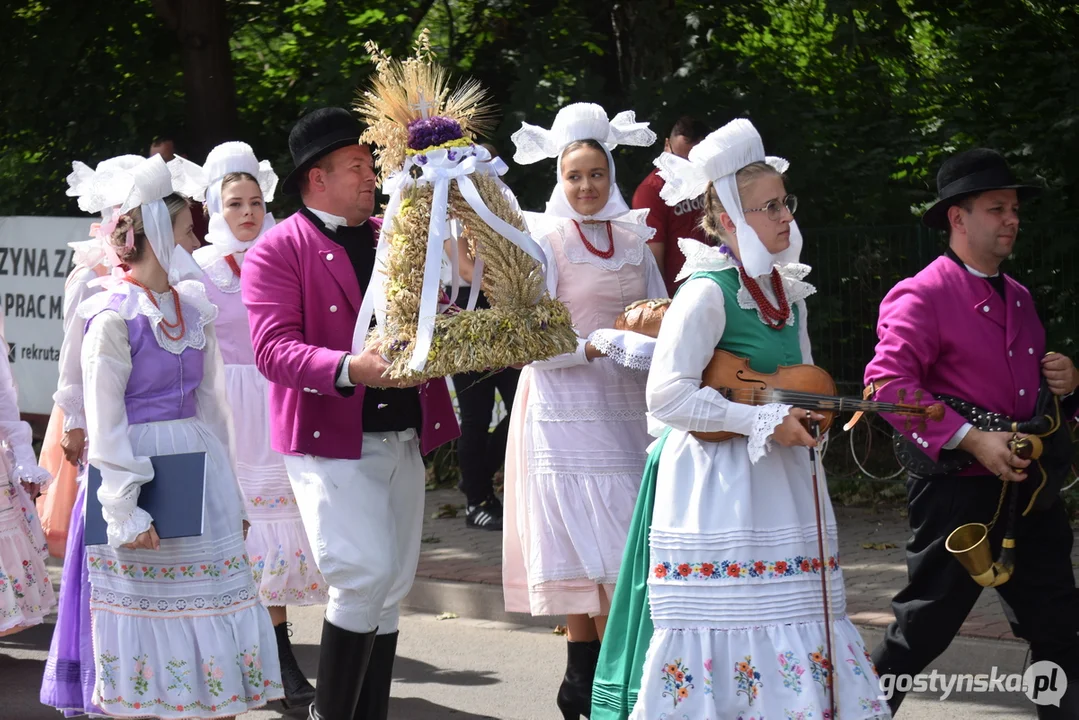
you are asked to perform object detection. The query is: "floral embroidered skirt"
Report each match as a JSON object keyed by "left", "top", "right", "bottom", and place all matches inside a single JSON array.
[
  {"left": 628, "top": 429, "right": 891, "bottom": 720},
  {"left": 87, "top": 417, "right": 283, "bottom": 718},
  {"left": 227, "top": 364, "right": 326, "bottom": 606},
  {"left": 0, "top": 468, "right": 55, "bottom": 636}
]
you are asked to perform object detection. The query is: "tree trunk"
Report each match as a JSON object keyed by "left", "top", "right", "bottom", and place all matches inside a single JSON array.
[{"left": 152, "top": 0, "right": 238, "bottom": 160}]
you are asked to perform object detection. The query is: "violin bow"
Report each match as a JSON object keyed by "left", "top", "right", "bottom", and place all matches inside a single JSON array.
[{"left": 808, "top": 421, "right": 837, "bottom": 719}]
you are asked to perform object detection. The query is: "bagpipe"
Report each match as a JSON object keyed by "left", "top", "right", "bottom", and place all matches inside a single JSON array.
[{"left": 890, "top": 379, "right": 1075, "bottom": 587}]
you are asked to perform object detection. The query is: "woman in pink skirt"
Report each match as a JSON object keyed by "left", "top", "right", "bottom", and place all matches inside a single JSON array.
[{"left": 502, "top": 102, "right": 667, "bottom": 719}]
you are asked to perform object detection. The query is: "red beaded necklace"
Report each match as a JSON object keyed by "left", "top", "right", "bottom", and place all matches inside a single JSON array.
[
  {"left": 739, "top": 267, "right": 791, "bottom": 329},
  {"left": 123, "top": 276, "right": 187, "bottom": 341},
  {"left": 225, "top": 254, "right": 242, "bottom": 277},
  {"left": 572, "top": 220, "right": 615, "bottom": 260}
]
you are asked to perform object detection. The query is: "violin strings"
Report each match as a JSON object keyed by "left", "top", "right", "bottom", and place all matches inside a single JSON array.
[{"left": 724, "top": 388, "right": 930, "bottom": 415}]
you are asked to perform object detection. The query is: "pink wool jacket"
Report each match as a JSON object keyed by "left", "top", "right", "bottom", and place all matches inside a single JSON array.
[
  {"left": 864, "top": 255, "right": 1049, "bottom": 473},
  {"left": 241, "top": 211, "right": 460, "bottom": 460}
]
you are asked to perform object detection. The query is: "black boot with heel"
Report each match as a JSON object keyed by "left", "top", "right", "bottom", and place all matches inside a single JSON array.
[
  {"left": 556, "top": 639, "right": 601, "bottom": 720},
  {"left": 275, "top": 621, "right": 316, "bottom": 713}
]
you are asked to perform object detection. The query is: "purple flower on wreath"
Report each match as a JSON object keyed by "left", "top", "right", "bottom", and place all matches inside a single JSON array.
[{"left": 407, "top": 116, "right": 464, "bottom": 151}]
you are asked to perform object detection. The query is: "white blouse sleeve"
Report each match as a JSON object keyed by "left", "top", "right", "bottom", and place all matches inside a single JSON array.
[
  {"left": 54, "top": 269, "right": 99, "bottom": 432},
  {"left": 82, "top": 310, "right": 154, "bottom": 546},
  {"left": 0, "top": 341, "right": 50, "bottom": 487},
  {"left": 642, "top": 247, "right": 669, "bottom": 300},
  {"left": 646, "top": 277, "right": 791, "bottom": 462}
]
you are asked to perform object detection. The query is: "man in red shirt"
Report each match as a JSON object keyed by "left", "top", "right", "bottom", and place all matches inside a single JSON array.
[{"left": 632, "top": 116, "right": 711, "bottom": 296}]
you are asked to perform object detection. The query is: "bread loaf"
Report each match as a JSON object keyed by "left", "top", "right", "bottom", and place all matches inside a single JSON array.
[{"left": 614, "top": 298, "right": 671, "bottom": 338}]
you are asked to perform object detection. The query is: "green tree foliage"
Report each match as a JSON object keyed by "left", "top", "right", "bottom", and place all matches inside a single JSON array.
[{"left": 2, "top": 0, "right": 1076, "bottom": 379}]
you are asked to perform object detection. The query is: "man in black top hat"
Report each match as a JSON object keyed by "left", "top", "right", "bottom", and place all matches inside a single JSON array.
[
  {"left": 242, "top": 107, "right": 460, "bottom": 720},
  {"left": 863, "top": 148, "right": 1079, "bottom": 717}
]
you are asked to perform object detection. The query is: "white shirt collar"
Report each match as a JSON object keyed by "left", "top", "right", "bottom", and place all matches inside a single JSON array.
[
  {"left": 305, "top": 206, "right": 348, "bottom": 232},
  {"left": 963, "top": 263, "right": 999, "bottom": 279}
]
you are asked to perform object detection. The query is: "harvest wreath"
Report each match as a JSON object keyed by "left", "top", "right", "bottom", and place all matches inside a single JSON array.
[{"left": 349, "top": 31, "right": 576, "bottom": 381}]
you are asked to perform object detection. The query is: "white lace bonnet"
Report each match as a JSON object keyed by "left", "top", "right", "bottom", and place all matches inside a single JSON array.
[
  {"left": 655, "top": 118, "right": 801, "bottom": 277},
  {"left": 66, "top": 154, "right": 204, "bottom": 286},
  {"left": 65, "top": 154, "right": 146, "bottom": 270},
  {"left": 510, "top": 102, "right": 657, "bottom": 225},
  {"left": 185, "top": 142, "right": 278, "bottom": 262}
]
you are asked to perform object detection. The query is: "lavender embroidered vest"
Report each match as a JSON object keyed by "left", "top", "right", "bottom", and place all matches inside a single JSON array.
[{"left": 87, "top": 294, "right": 203, "bottom": 424}]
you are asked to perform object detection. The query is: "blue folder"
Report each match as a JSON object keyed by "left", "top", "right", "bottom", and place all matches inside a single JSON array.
[{"left": 85, "top": 452, "right": 207, "bottom": 547}]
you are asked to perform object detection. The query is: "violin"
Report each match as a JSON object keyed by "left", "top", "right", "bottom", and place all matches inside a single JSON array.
[{"left": 694, "top": 350, "right": 946, "bottom": 443}]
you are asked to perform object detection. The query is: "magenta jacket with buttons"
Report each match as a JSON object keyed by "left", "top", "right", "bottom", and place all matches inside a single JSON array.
[
  {"left": 864, "top": 255, "right": 1047, "bottom": 474},
  {"left": 241, "top": 211, "right": 460, "bottom": 460}
]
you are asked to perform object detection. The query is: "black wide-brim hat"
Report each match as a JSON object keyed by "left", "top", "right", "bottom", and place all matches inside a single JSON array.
[
  {"left": 922, "top": 148, "right": 1041, "bottom": 230},
  {"left": 282, "top": 107, "right": 363, "bottom": 195}
]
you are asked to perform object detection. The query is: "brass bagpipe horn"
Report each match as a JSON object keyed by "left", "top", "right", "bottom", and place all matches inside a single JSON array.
[{"left": 945, "top": 415, "right": 1054, "bottom": 588}]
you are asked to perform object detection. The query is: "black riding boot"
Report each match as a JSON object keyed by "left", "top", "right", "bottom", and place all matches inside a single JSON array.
[
  {"left": 307, "top": 620, "right": 377, "bottom": 720},
  {"left": 352, "top": 631, "right": 399, "bottom": 720}
]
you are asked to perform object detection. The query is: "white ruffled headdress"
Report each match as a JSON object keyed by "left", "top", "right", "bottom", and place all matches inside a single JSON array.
[
  {"left": 67, "top": 154, "right": 204, "bottom": 290},
  {"left": 185, "top": 142, "right": 278, "bottom": 264},
  {"left": 510, "top": 102, "right": 657, "bottom": 237},
  {"left": 655, "top": 118, "right": 801, "bottom": 278},
  {"left": 65, "top": 154, "right": 146, "bottom": 270}
]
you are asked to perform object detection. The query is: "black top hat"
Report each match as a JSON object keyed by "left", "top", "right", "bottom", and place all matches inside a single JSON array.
[
  {"left": 922, "top": 148, "right": 1041, "bottom": 230},
  {"left": 281, "top": 107, "right": 363, "bottom": 195}
]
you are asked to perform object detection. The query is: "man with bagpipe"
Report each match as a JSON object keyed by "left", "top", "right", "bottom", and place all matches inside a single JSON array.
[{"left": 864, "top": 147, "right": 1079, "bottom": 717}]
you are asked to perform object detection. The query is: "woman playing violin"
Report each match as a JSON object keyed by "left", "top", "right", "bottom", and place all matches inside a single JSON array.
[{"left": 592, "top": 119, "right": 890, "bottom": 720}]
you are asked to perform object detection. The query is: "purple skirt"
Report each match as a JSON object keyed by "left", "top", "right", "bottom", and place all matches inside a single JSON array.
[{"left": 39, "top": 481, "right": 102, "bottom": 716}]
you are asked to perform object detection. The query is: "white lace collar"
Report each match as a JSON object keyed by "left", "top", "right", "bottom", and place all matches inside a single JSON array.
[
  {"left": 195, "top": 249, "right": 242, "bottom": 294},
  {"left": 676, "top": 238, "right": 815, "bottom": 327},
  {"left": 543, "top": 213, "right": 654, "bottom": 271},
  {"left": 77, "top": 280, "right": 218, "bottom": 355}
]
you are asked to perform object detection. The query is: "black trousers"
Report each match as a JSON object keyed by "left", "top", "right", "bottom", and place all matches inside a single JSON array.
[
  {"left": 449, "top": 286, "right": 521, "bottom": 506},
  {"left": 872, "top": 472, "right": 1079, "bottom": 716}
]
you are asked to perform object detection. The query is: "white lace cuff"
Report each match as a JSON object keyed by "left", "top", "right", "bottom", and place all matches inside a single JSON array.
[
  {"left": 105, "top": 505, "right": 154, "bottom": 548},
  {"left": 587, "top": 328, "right": 655, "bottom": 372},
  {"left": 14, "top": 462, "right": 52, "bottom": 490},
  {"left": 747, "top": 403, "right": 792, "bottom": 464},
  {"left": 54, "top": 387, "right": 85, "bottom": 425},
  {"left": 62, "top": 408, "right": 87, "bottom": 433}
]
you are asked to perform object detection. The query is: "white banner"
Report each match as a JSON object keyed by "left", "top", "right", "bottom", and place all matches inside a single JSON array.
[{"left": 0, "top": 216, "right": 91, "bottom": 415}]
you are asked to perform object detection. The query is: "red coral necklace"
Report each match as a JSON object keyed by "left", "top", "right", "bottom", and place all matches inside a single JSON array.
[
  {"left": 572, "top": 220, "right": 615, "bottom": 260},
  {"left": 739, "top": 267, "right": 790, "bottom": 329},
  {"left": 123, "top": 276, "right": 187, "bottom": 341}
]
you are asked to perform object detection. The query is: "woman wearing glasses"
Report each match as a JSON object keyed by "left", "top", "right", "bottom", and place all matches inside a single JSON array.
[{"left": 593, "top": 119, "right": 889, "bottom": 720}]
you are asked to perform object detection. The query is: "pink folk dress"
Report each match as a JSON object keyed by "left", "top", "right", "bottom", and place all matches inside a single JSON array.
[
  {"left": 197, "top": 251, "right": 327, "bottom": 606},
  {"left": 503, "top": 218, "right": 666, "bottom": 617},
  {"left": 0, "top": 317, "right": 55, "bottom": 637}
]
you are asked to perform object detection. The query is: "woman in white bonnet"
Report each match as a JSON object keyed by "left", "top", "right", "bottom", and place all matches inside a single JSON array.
[
  {"left": 191, "top": 141, "right": 325, "bottom": 712},
  {"left": 39, "top": 153, "right": 145, "bottom": 717},
  {"left": 502, "top": 102, "right": 667, "bottom": 719},
  {"left": 593, "top": 119, "right": 889, "bottom": 720},
  {"left": 76, "top": 154, "right": 283, "bottom": 718}
]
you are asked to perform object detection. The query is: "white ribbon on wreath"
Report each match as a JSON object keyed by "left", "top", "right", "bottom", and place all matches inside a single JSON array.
[{"left": 351, "top": 144, "right": 550, "bottom": 374}]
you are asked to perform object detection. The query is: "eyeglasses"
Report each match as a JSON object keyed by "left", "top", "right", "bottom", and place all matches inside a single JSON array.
[{"left": 744, "top": 194, "right": 798, "bottom": 221}]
